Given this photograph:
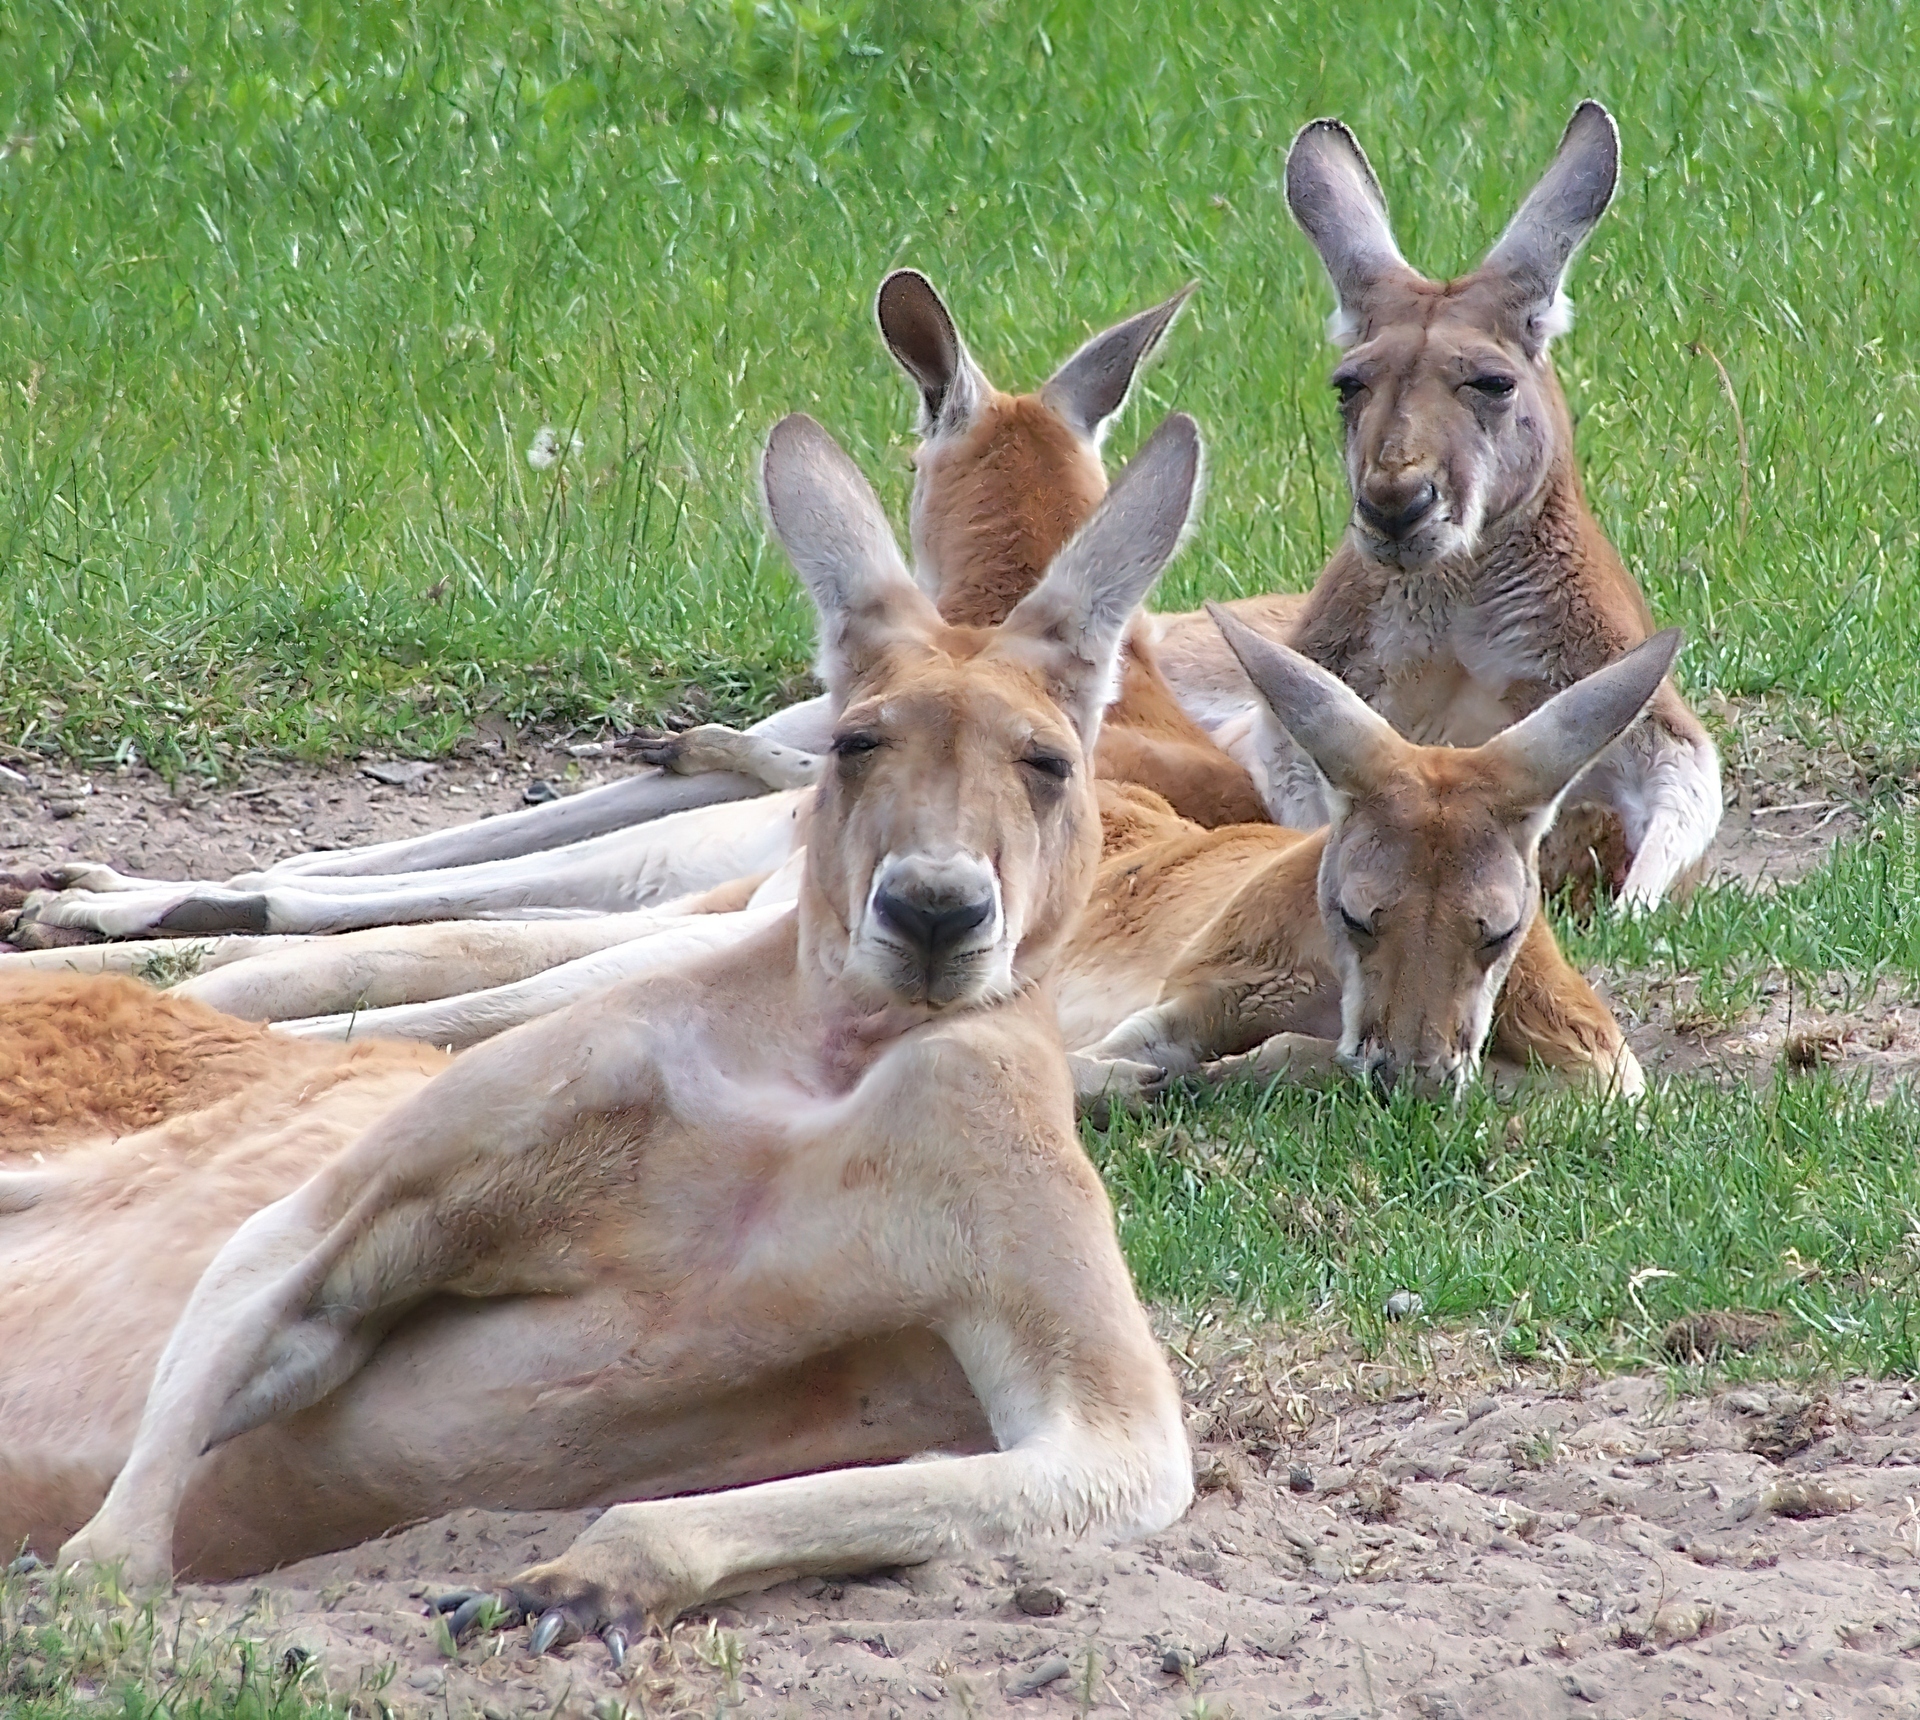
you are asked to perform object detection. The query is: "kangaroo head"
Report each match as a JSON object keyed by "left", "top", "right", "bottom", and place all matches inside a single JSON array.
[
  {"left": 1212, "top": 606, "right": 1678, "bottom": 1097},
  {"left": 764, "top": 412, "right": 1201, "bottom": 1012},
  {"left": 1285, "top": 101, "right": 1618, "bottom": 570},
  {"left": 875, "top": 268, "right": 1194, "bottom": 627}
]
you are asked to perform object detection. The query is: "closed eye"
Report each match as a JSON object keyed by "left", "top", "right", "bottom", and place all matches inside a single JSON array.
[
  {"left": 832, "top": 732, "right": 882, "bottom": 759},
  {"left": 1021, "top": 751, "right": 1073, "bottom": 781},
  {"left": 1479, "top": 921, "right": 1522, "bottom": 953},
  {"left": 1339, "top": 905, "right": 1375, "bottom": 940},
  {"left": 1466, "top": 375, "right": 1516, "bottom": 400}
]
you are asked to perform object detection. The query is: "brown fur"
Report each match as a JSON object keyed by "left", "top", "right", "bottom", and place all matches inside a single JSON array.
[
  {"left": 1062, "top": 625, "right": 1671, "bottom": 1101},
  {"left": 903, "top": 298, "right": 1267, "bottom": 828},
  {"left": 1148, "top": 107, "right": 1720, "bottom": 908},
  {"left": 1, "top": 974, "right": 316, "bottom": 1147}
]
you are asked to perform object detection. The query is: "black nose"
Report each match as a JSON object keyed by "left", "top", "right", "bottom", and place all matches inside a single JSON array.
[
  {"left": 1356, "top": 480, "right": 1439, "bottom": 540},
  {"left": 873, "top": 888, "right": 994, "bottom": 954}
]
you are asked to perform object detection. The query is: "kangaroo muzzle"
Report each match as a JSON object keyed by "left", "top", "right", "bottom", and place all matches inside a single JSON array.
[{"left": 861, "top": 853, "right": 1004, "bottom": 1007}]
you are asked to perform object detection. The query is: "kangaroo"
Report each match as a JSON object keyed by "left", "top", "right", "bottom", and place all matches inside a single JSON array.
[
  {"left": 14, "top": 273, "right": 1254, "bottom": 946},
  {"left": 1151, "top": 101, "right": 1721, "bottom": 908},
  {"left": 141, "top": 625, "right": 1656, "bottom": 1122},
  {"left": 1062, "top": 616, "right": 1674, "bottom": 1102},
  {"left": 14, "top": 413, "right": 1201, "bottom": 1636}
]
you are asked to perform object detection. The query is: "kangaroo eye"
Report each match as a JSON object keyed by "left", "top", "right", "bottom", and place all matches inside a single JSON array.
[
  {"left": 1339, "top": 905, "right": 1375, "bottom": 940},
  {"left": 1021, "top": 751, "right": 1073, "bottom": 782},
  {"left": 1480, "top": 921, "right": 1522, "bottom": 953},
  {"left": 1333, "top": 374, "right": 1366, "bottom": 405},
  {"left": 1466, "top": 375, "right": 1516, "bottom": 400},
  {"left": 833, "top": 732, "right": 882, "bottom": 759}
]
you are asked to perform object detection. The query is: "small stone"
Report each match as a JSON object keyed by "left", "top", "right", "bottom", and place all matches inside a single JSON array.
[
  {"left": 1631, "top": 1448, "right": 1663, "bottom": 1466},
  {"left": 1288, "top": 1465, "right": 1315, "bottom": 1493},
  {"left": 1563, "top": 1670, "right": 1606, "bottom": 1702},
  {"left": 408, "top": 1669, "right": 446, "bottom": 1692},
  {"left": 1417, "top": 1696, "right": 1467, "bottom": 1720},
  {"left": 1007, "top": 1653, "right": 1071, "bottom": 1697},
  {"left": 1013, "top": 1583, "right": 1064, "bottom": 1617},
  {"left": 1385, "top": 1289, "right": 1424, "bottom": 1321},
  {"left": 47, "top": 797, "right": 86, "bottom": 819},
  {"left": 1762, "top": 1477, "right": 1856, "bottom": 1519},
  {"left": 7, "top": 1553, "right": 46, "bottom": 1575},
  {"left": 1161, "top": 1645, "right": 1197, "bottom": 1676},
  {"left": 1281, "top": 1523, "right": 1318, "bottom": 1552},
  {"left": 1651, "top": 1601, "right": 1715, "bottom": 1647},
  {"left": 1724, "top": 1388, "right": 1771, "bottom": 1415},
  {"left": 523, "top": 778, "right": 561, "bottom": 804},
  {"left": 0, "top": 763, "right": 31, "bottom": 791}
]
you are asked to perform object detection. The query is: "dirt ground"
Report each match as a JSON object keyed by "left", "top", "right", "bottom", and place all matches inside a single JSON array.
[{"left": 28, "top": 1352, "right": 1917, "bottom": 1719}]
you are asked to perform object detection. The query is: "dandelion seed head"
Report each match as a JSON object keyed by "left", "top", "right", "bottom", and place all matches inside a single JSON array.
[{"left": 526, "top": 426, "right": 584, "bottom": 470}]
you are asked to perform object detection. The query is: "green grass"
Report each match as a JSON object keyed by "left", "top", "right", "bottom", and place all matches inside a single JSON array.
[
  {"left": 0, "top": 1567, "right": 355, "bottom": 1720},
  {"left": 1563, "top": 809, "right": 1920, "bottom": 1018},
  {"left": 1095, "top": 1066, "right": 1920, "bottom": 1377},
  {"left": 6, "top": 0, "right": 1920, "bottom": 773}
]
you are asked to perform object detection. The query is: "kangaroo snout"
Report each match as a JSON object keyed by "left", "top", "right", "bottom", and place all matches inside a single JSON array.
[
  {"left": 873, "top": 880, "right": 995, "bottom": 955},
  {"left": 1355, "top": 476, "right": 1440, "bottom": 541},
  {"left": 869, "top": 854, "right": 1001, "bottom": 958}
]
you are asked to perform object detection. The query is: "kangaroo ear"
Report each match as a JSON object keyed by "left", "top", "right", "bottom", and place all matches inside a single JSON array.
[
  {"left": 876, "top": 270, "right": 990, "bottom": 435},
  {"left": 761, "top": 414, "right": 941, "bottom": 700},
  {"left": 1040, "top": 283, "right": 1195, "bottom": 445},
  {"left": 1002, "top": 413, "right": 1203, "bottom": 743},
  {"left": 1285, "top": 119, "right": 1414, "bottom": 346},
  {"left": 1210, "top": 605, "right": 1403, "bottom": 803},
  {"left": 1480, "top": 100, "right": 1619, "bottom": 352},
  {"left": 1480, "top": 628, "right": 1682, "bottom": 815}
]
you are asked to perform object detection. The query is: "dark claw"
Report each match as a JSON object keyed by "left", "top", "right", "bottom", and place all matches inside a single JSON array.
[
  {"left": 530, "top": 1606, "right": 581, "bottom": 1656},
  {"left": 623, "top": 730, "right": 682, "bottom": 763},
  {"left": 602, "top": 1626, "right": 627, "bottom": 1670},
  {"left": 447, "top": 1593, "right": 493, "bottom": 1643},
  {"left": 430, "top": 1589, "right": 482, "bottom": 1615}
]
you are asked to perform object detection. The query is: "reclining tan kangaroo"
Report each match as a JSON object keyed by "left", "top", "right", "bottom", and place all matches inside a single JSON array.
[
  {"left": 1062, "top": 616, "right": 1674, "bottom": 1102},
  {"left": 12, "top": 273, "right": 1255, "bottom": 947},
  {"left": 11, "top": 412, "right": 1201, "bottom": 1644},
  {"left": 1152, "top": 101, "right": 1721, "bottom": 908},
  {"left": 125, "top": 625, "right": 1657, "bottom": 1110}
]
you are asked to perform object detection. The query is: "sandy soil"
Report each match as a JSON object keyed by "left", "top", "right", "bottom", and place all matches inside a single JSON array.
[
  {"left": 0, "top": 739, "right": 642, "bottom": 887},
  {"left": 24, "top": 1354, "right": 1916, "bottom": 1719}
]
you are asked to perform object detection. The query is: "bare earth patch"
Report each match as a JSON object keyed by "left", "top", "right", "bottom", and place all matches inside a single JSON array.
[
  {"left": 1612, "top": 973, "right": 1920, "bottom": 1098},
  {"left": 0, "top": 740, "right": 644, "bottom": 885},
  {"left": 17, "top": 1354, "right": 1920, "bottom": 1719}
]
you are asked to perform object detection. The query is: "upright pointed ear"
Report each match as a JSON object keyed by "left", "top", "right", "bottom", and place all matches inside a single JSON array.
[
  {"left": 1480, "top": 100, "right": 1619, "bottom": 352},
  {"left": 1209, "top": 605, "right": 1404, "bottom": 802},
  {"left": 1480, "top": 628, "right": 1681, "bottom": 814},
  {"left": 1040, "top": 282, "right": 1195, "bottom": 444},
  {"left": 876, "top": 269, "right": 990, "bottom": 435},
  {"left": 1002, "top": 413, "right": 1203, "bottom": 742},
  {"left": 1285, "top": 119, "right": 1414, "bottom": 346},
  {"left": 761, "top": 414, "right": 942, "bottom": 701}
]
